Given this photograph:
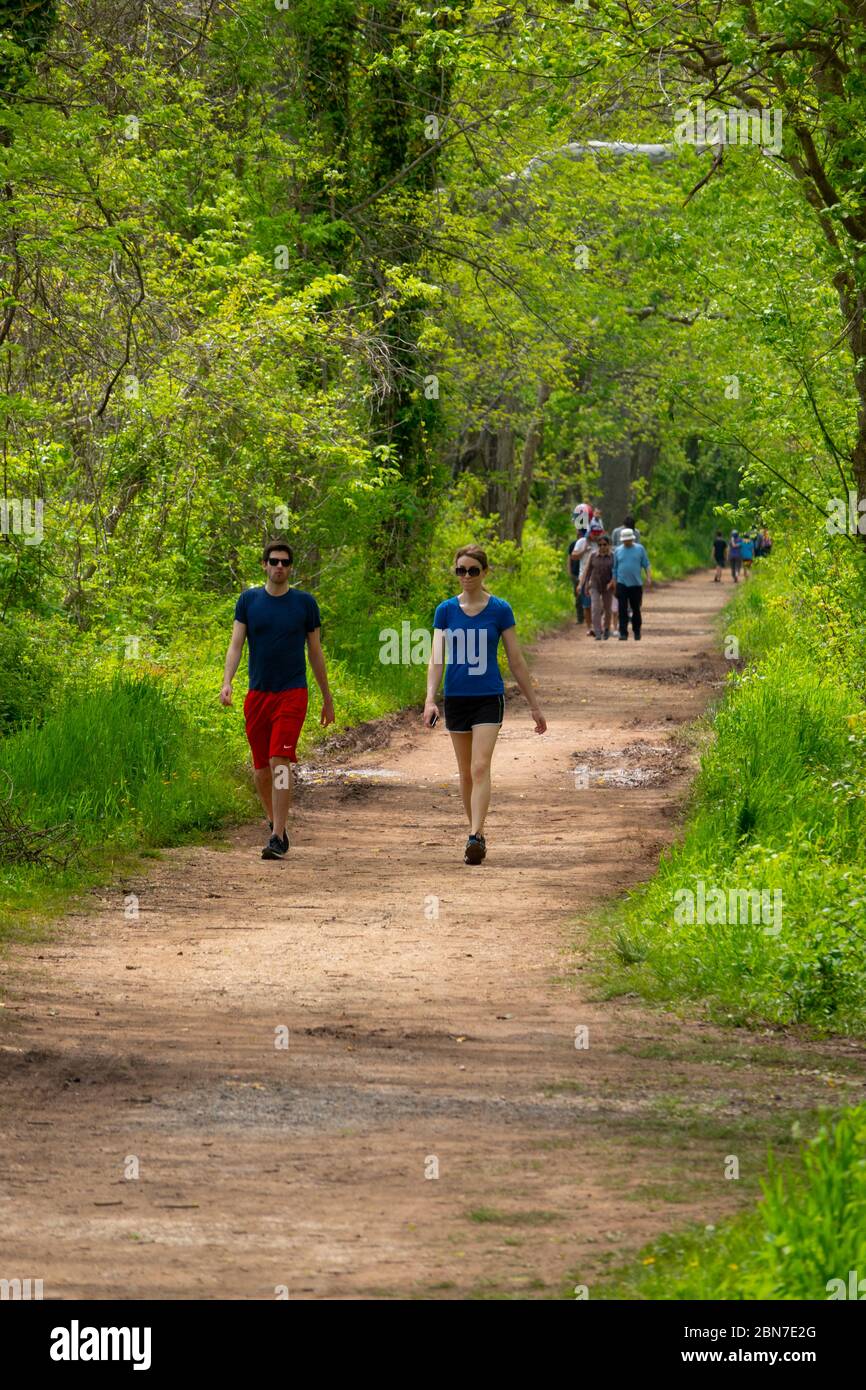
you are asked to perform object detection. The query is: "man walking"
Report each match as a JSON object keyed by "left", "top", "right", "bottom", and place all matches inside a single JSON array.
[
  {"left": 611, "top": 527, "right": 651, "bottom": 641},
  {"left": 220, "top": 538, "right": 335, "bottom": 859}
]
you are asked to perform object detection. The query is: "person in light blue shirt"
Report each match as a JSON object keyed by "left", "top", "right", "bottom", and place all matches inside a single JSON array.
[
  {"left": 611, "top": 529, "right": 651, "bottom": 640},
  {"left": 740, "top": 534, "right": 754, "bottom": 577}
]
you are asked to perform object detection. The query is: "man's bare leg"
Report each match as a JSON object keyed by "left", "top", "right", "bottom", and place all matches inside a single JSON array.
[
  {"left": 254, "top": 766, "right": 273, "bottom": 823},
  {"left": 270, "top": 757, "right": 292, "bottom": 839}
]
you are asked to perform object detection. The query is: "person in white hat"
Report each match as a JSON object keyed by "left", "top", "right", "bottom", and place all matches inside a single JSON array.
[{"left": 610, "top": 528, "right": 651, "bottom": 640}]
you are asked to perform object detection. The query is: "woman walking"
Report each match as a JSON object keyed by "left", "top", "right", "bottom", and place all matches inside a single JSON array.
[
  {"left": 581, "top": 532, "right": 614, "bottom": 638},
  {"left": 423, "top": 545, "right": 547, "bottom": 864}
]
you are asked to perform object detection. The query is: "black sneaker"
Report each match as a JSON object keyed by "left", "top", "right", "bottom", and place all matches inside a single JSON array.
[
  {"left": 262, "top": 832, "right": 289, "bottom": 860},
  {"left": 464, "top": 833, "right": 486, "bottom": 865}
]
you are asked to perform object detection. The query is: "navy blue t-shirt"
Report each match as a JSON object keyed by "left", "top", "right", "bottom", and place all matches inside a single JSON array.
[
  {"left": 234, "top": 586, "right": 321, "bottom": 692},
  {"left": 433, "top": 594, "right": 515, "bottom": 696}
]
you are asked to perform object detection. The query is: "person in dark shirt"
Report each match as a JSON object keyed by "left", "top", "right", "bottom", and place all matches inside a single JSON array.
[
  {"left": 566, "top": 526, "right": 586, "bottom": 623},
  {"left": 221, "top": 538, "right": 334, "bottom": 859},
  {"left": 712, "top": 530, "right": 727, "bottom": 582}
]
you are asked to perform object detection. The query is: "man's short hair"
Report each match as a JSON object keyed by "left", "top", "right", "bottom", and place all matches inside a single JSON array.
[
  {"left": 623, "top": 514, "right": 635, "bottom": 528},
  {"left": 262, "top": 537, "right": 293, "bottom": 564}
]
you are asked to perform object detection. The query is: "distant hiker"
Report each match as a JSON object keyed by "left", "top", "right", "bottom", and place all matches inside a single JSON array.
[
  {"left": 220, "top": 538, "right": 335, "bottom": 859},
  {"left": 758, "top": 525, "right": 772, "bottom": 557},
  {"left": 611, "top": 528, "right": 651, "bottom": 640},
  {"left": 581, "top": 532, "right": 614, "bottom": 639},
  {"left": 424, "top": 545, "right": 547, "bottom": 865},
  {"left": 611, "top": 513, "right": 641, "bottom": 548},
  {"left": 566, "top": 525, "right": 586, "bottom": 624},
  {"left": 740, "top": 532, "right": 754, "bottom": 577},
  {"left": 728, "top": 530, "right": 743, "bottom": 582},
  {"left": 572, "top": 517, "right": 604, "bottom": 636},
  {"left": 712, "top": 530, "right": 727, "bottom": 582}
]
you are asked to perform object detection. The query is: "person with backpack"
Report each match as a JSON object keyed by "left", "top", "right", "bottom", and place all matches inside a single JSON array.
[
  {"left": 566, "top": 525, "right": 586, "bottom": 624},
  {"left": 581, "top": 532, "right": 615, "bottom": 639},
  {"left": 611, "top": 528, "right": 651, "bottom": 640},
  {"left": 728, "top": 530, "right": 743, "bottom": 582},
  {"left": 740, "top": 531, "right": 755, "bottom": 577},
  {"left": 712, "top": 530, "right": 727, "bottom": 582}
]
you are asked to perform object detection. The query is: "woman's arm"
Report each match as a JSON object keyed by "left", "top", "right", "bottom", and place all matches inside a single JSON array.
[
  {"left": 423, "top": 627, "right": 445, "bottom": 726},
  {"left": 501, "top": 627, "right": 547, "bottom": 734}
]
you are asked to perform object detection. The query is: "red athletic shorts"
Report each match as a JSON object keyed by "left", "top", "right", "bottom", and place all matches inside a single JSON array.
[{"left": 243, "top": 688, "right": 309, "bottom": 770}]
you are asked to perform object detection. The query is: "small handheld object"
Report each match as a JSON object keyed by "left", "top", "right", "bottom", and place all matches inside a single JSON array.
[{"left": 429, "top": 712, "right": 439, "bottom": 727}]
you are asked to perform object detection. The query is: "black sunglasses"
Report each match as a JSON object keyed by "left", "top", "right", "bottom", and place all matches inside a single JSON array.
[
  {"left": 267, "top": 557, "right": 291, "bottom": 567},
  {"left": 455, "top": 565, "right": 482, "bottom": 577}
]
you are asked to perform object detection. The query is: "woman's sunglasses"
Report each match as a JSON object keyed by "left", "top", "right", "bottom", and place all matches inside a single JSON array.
[{"left": 455, "top": 565, "right": 482, "bottom": 577}]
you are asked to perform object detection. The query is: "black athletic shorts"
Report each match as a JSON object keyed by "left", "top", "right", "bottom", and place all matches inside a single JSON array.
[{"left": 443, "top": 694, "right": 505, "bottom": 732}]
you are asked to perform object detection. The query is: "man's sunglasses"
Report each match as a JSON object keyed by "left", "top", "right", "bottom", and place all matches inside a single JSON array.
[
  {"left": 267, "top": 557, "right": 291, "bottom": 567},
  {"left": 455, "top": 565, "right": 482, "bottom": 576}
]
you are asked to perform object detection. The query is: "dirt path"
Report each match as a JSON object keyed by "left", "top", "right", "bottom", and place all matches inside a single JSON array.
[{"left": 2, "top": 570, "right": 864, "bottom": 1300}]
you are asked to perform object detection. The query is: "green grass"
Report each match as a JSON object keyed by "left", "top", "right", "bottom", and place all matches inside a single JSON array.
[
  {"left": 595, "top": 544, "right": 866, "bottom": 1033},
  {"left": 568, "top": 1106, "right": 866, "bottom": 1300},
  {"left": 0, "top": 672, "right": 253, "bottom": 939},
  {"left": 639, "top": 521, "right": 708, "bottom": 582}
]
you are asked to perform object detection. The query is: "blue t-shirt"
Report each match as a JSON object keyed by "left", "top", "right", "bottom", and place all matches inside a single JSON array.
[
  {"left": 234, "top": 586, "right": 321, "bottom": 692},
  {"left": 433, "top": 594, "right": 515, "bottom": 697},
  {"left": 613, "top": 542, "right": 650, "bottom": 588},
  {"left": 741, "top": 538, "right": 754, "bottom": 560}
]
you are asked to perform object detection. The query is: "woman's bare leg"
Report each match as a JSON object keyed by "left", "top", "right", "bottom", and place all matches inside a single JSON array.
[
  {"left": 468, "top": 722, "right": 500, "bottom": 835},
  {"left": 449, "top": 730, "right": 473, "bottom": 824}
]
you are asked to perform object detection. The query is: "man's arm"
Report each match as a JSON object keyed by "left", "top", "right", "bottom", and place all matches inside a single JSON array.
[
  {"left": 306, "top": 628, "right": 335, "bottom": 726},
  {"left": 220, "top": 620, "right": 246, "bottom": 705}
]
